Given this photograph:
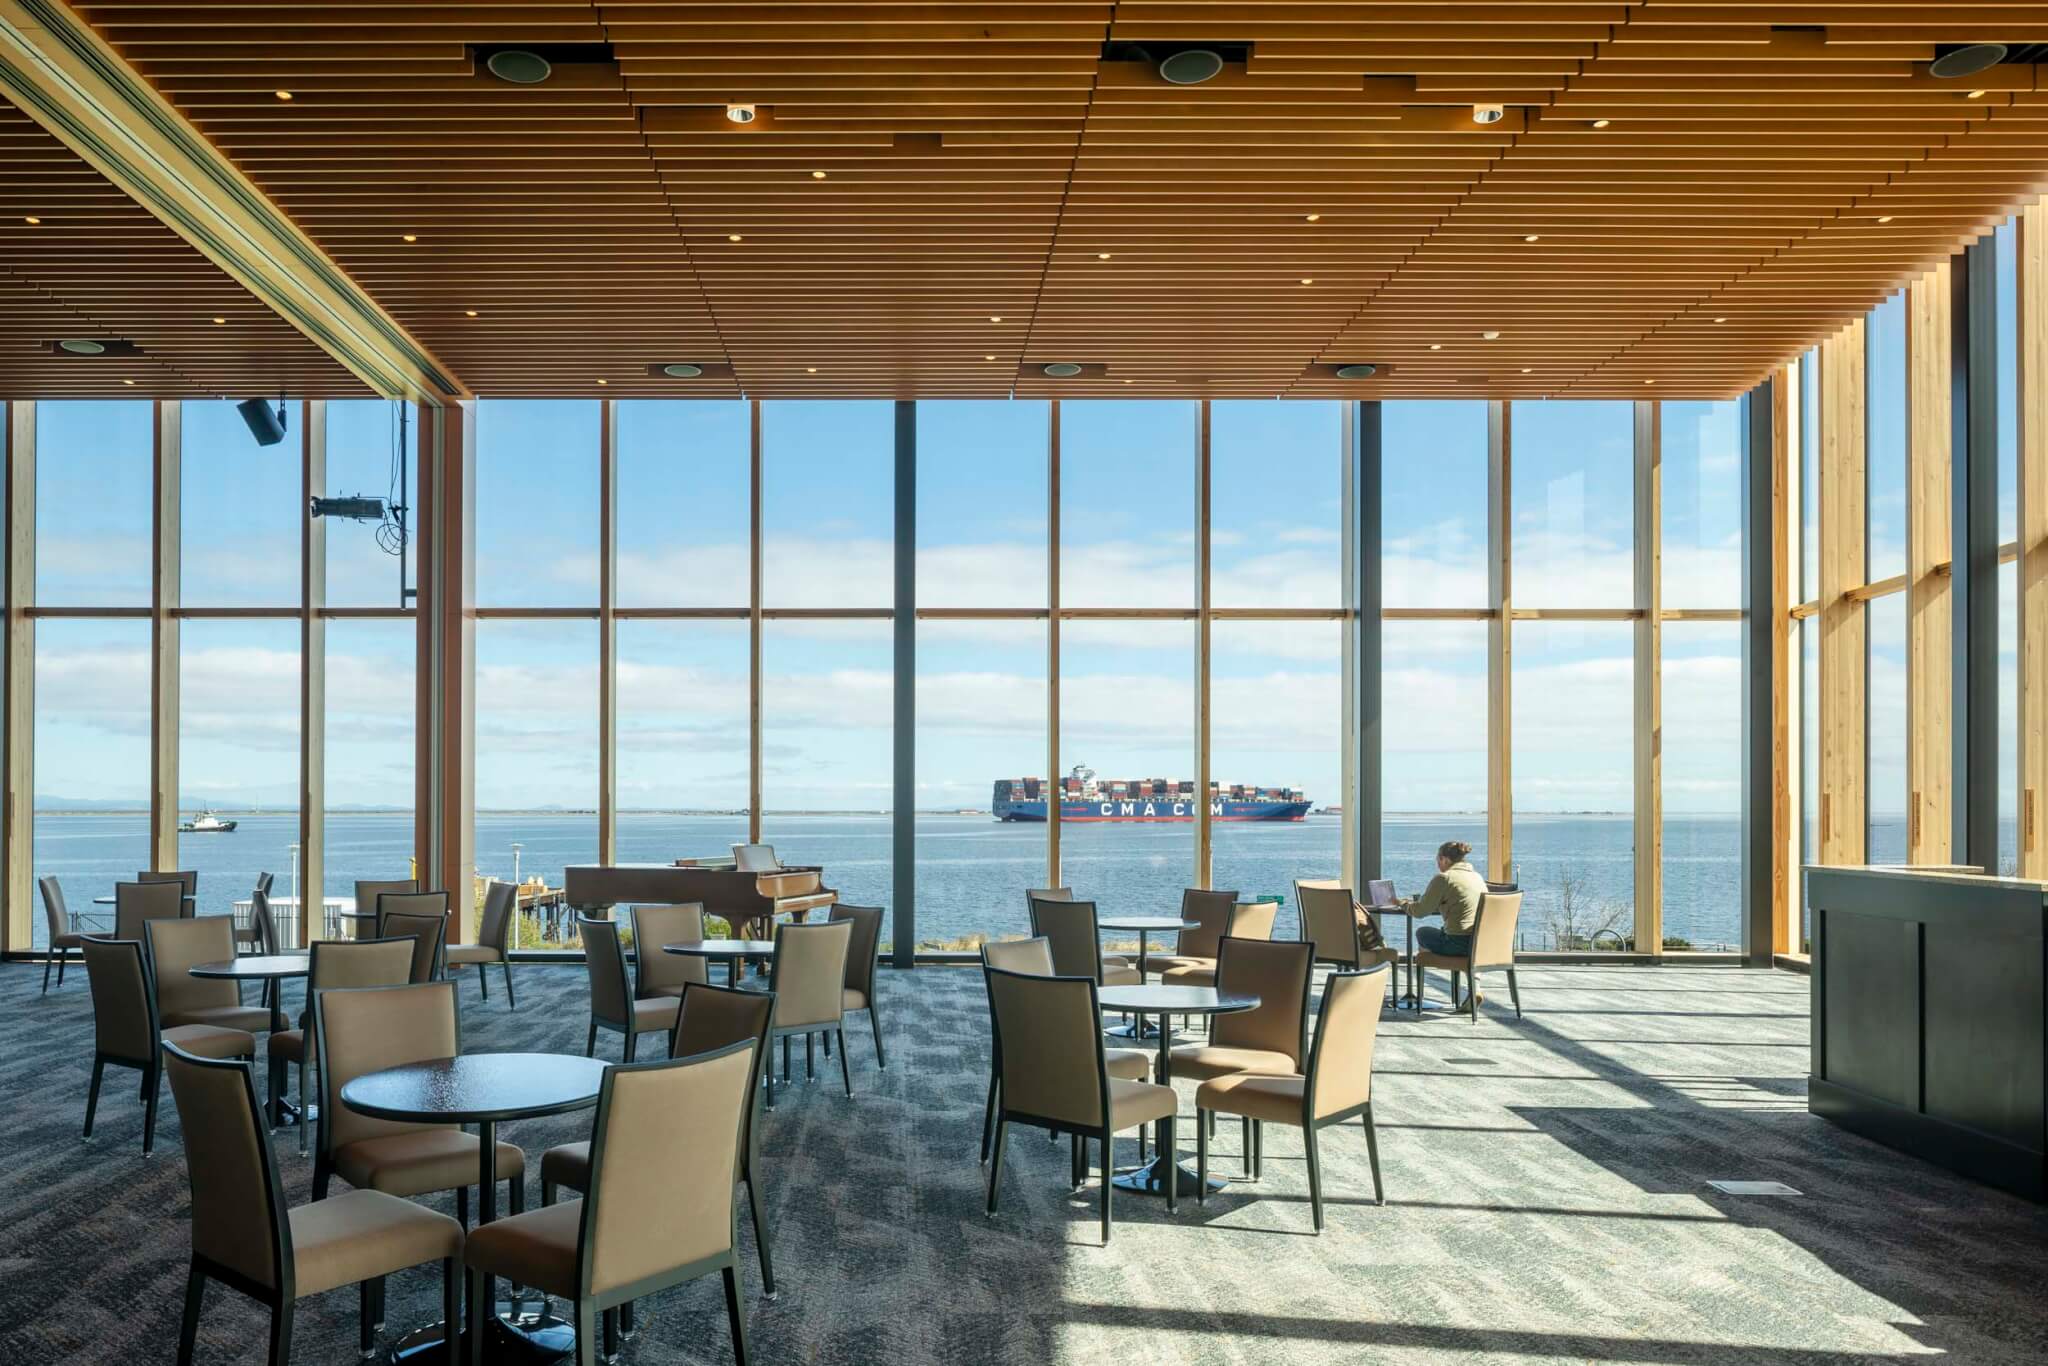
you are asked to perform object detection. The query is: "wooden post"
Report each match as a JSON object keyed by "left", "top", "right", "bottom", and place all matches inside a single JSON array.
[
  {"left": 151, "top": 400, "right": 180, "bottom": 872},
  {"left": 1772, "top": 365, "right": 1797, "bottom": 956},
  {"left": 1905, "top": 265, "right": 1954, "bottom": 865},
  {"left": 417, "top": 402, "right": 475, "bottom": 935},
  {"left": 1819, "top": 320, "right": 1869, "bottom": 866},
  {"left": 1194, "top": 400, "right": 1213, "bottom": 890},
  {"left": 1634, "top": 401, "right": 1662, "bottom": 955},
  {"left": 748, "top": 400, "right": 763, "bottom": 846},
  {"left": 2020, "top": 200, "right": 2048, "bottom": 878},
  {"left": 1047, "top": 401, "right": 1062, "bottom": 889},
  {"left": 598, "top": 400, "right": 617, "bottom": 866},
  {"left": 300, "top": 402, "right": 326, "bottom": 947},
  {"left": 4, "top": 402, "right": 34, "bottom": 952},
  {"left": 1487, "top": 401, "right": 1513, "bottom": 884}
]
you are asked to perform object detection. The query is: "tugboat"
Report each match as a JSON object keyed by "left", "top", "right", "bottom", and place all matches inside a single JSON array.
[{"left": 178, "top": 810, "right": 238, "bottom": 833}]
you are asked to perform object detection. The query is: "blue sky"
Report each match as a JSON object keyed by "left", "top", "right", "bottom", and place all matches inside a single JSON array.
[{"left": 25, "top": 394, "right": 1748, "bottom": 816}]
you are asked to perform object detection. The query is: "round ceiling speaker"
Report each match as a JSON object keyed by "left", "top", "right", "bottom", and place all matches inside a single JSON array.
[
  {"left": 486, "top": 50, "right": 553, "bottom": 84},
  {"left": 1334, "top": 364, "right": 1378, "bottom": 380},
  {"left": 1042, "top": 362, "right": 1084, "bottom": 378},
  {"left": 1158, "top": 49, "right": 1225, "bottom": 85},
  {"left": 1929, "top": 44, "right": 2008, "bottom": 79},
  {"left": 662, "top": 363, "right": 705, "bottom": 378},
  {"left": 58, "top": 339, "right": 106, "bottom": 355}
]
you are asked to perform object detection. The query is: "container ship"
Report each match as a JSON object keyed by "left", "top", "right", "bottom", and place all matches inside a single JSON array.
[{"left": 993, "top": 765, "right": 1310, "bottom": 823}]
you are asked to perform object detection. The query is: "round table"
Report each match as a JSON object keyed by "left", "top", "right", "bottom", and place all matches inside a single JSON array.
[
  {"left": 1096, "top": 985, "right": 1259, "bottom": 1197},
  {"left": 661, "top": 938, "right": 778, "bottom": 988},
  {"left": 1097, "top": 918, "right": 1198, "bottom": 1040},
  {"left": 192, "top": 954, "right": 309, "bottom": 1126},
  {"left": 342, "top": 1053, "right": 608, "bottom": 1364}
]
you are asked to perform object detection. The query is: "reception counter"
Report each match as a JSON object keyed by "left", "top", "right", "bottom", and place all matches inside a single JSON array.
[{"left": 1806, "top": 865, "right": 2048, "bottom": 1199}]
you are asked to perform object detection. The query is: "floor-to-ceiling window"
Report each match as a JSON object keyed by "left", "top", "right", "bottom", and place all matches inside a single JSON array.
[
  {"left": 1865, "top": 291, "right": 1909, "bottom": 864},
  {"left": 1996, "top": 219, "right": 2022, "bottom": 874}
]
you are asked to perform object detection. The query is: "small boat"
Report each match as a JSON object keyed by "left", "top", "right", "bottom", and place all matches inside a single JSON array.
[{"left": 178, "top": 811, "right": 238, "bottom": 833}]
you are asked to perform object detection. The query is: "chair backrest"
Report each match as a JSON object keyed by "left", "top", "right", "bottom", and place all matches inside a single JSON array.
[
  {"left": 579, "top": 1042, "right": 754, "bottom": 1299},
  {"left": 477, "top": 879, "right": 517, "bottom": 952},
  {"left": 139, "top": 869, "right": 199, "bottom": 896},
  {"left": 81, "top": 936, "right": 160, "bottom": 1064},
  {"left": 162, "top": 1046, "right": 289, "bottom": 1295},
  {"left": 1295, "top": 879, "right": 1361, "bottom": 968},
  {"left": 354, "top": 879, "right": 420, "bottom": 924},
  {"left": 767, "top": 919, "right": 853, "bottom": 1030},
  {"left": 114, "top": 879, "right": 186, "bottom": 943},
  {"left": 38, "top": 875, "right": 67, "bottom": 941},
  {"left": 1210, "top": 936, "right": 1315, "bottom": 1068},
  {"left": 731, "top": 843, "right": 780, "bottom": 872},
  {"left": 985, "top": 967, "right": 1107, "bottom": 1129},
  {"left": 1471, "top": 891, "right": 1524, "bottom": 969},
  {"left": 981, "top": 936, "right": 1054, "bottom": 976},
  {"left": 1023, "top": 887, "right": 1071, "bottom": 921},
  {"left": 315, "top": 980, "right": 461, "bottom": 1154},
  {"left": 301, "top": 935, "right": 417, "bottom": 1047},
  {"left": 253, "top": 871, "right": 276, "bottom": 898},
  {"left": 1175, "top": 888, "right": 1240, "bottom": 958},
  {"left": 377, "top": 891, "right": 449, "bottom": 982},
  {"left": 1228, "top": 899, "right": 1280, "bottom": 942},
  {"left": 580, "top": 915, "right": 633, "bottom": 1027},
  {"left": 249, "top": 889, "right": 280, "bottom": 955},
  {"left": 1306, "top": 966, "right": 1390, "bottom": 1120},
  {"left": 669, "top": 982, "right": 775, "bottom": 1155},
  {"left": 1028, "top": 896, "right": 1106, "bottom": 981},
  {"left": 831, "top": 903, "right": 884, "bottom": 996},
  {"left": 145, "top": 915, "right": 241, "bottom": 1019},
  {"left": 631, "top": 904, "right": 708, "bottom": 997}
]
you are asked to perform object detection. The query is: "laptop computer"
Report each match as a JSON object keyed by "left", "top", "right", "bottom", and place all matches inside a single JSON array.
[{"left": 1366, "top": 878, "right": 1397, "bottom": 907}]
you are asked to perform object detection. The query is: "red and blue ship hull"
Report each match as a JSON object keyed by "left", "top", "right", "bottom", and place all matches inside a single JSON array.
[{"left": 994, "top": 796, "right": 1310, "bottom": 823}]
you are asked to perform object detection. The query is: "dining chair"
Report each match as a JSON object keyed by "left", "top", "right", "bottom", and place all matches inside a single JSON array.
[
  {"left": 377, "top": 890, "right": 451, "bottom": 983},
  {"left": 353, "top": 879, "right": 420, "bottom": 941},
  {"left": 628, "top": 903, "right": 708, "bottom": 1001},
  {"left": 1027, "top": 896, "right": 1139, "bottom": 986},
  {"left": 1196, "top": 965, "right": 1391, "bottom": 1232},
  {"left": 1414, "top": 891, "right": 1526, "bottom": 1022},
  {"left": 312, "top": 980, "right": 525, "bottom": 1230},
  {"left": 1022, "top": 886, "right": 1072, "bottom": 923},
  {"left": 446, "top": 879, "right": 519, "bottom": 1007},
  {"left": 39, "top": 875, "right": 84, "bottom": 992},
  {"left": 114, "top": 878, "right": 187, "bottom": 944},
  {"left": 463, "top": 1042, "right": 758, "bottom": 1366},
  {"left": 163, "top": 1044, "right": 464, "bottom": 1365},
  {"left": 543, "top": 982, "right": 779, "bottom": 1301},
  {"left": 1148, "top": 887, "right": 1240, "bottom": 978},
  {"left": 579, "top": 915, "right": 679, "bottom": 1061},
  {"left": 147, "top": 916, "right": 271, "bottom": 1032},
  {"left": 983, "top": 967, "right": 1179, "bottom": 1243},
  {"left": 237, "top": 872, "right": 277, "bottom": 954},
  {"left": 1170, "top": 936, "right": 1315, "bottom": 1161},
  {"left": 81, "top": 936, "right": 256, "bottom": 1156},
  {"left": 1297, "top": 880, "right": 1401, "bottom": 1009},
  {"left": 830, "top": 903, "right": 886, "bottom": 1070},
  {"left": 977, "top": 938, "right": 1153, "bottom": 1165},
  {"left": 763, "top": 918, "right": 854, "bottom": 1097},
  {"left": 140, "top": 869, "right": 199, "bottom": 916},
  {"left": 268, "top": 937, "right": 415, "bottom": 1153}
]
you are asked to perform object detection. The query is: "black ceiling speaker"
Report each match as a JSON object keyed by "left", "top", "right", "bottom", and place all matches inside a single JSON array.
[
  {"left": 237, "top": 397, "right": 287, "bottom": 447},
  {"left": 1928, "top": 44, "right": 2009, "bottom": 79}
]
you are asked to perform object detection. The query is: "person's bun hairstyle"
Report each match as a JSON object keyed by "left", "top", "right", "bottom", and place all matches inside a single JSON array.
[{"left": 1436, "top": 840, "right": 1473, "bottom": 863}]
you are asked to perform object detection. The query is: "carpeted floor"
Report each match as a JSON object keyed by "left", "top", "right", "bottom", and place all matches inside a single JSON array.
[{"left": 4, "top": 958, "right": 2047, "bottom": 1365}]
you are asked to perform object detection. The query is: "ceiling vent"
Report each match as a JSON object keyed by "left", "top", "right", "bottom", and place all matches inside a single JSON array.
[
  {"left": 476, "top": 43, "right": 617, "bottom": 85},
  {"left": 50, "top": 337, "right": 142, "bottom": 357}
]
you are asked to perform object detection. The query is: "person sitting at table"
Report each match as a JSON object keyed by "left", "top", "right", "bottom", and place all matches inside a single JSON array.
[{"left": 1404, "top": 840, "right": 1488, "bottom": 959}]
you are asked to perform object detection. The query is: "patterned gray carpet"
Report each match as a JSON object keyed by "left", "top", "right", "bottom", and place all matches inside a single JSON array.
[{"left": 3, "top": 959, "right": 2046, "bottom": 1365}]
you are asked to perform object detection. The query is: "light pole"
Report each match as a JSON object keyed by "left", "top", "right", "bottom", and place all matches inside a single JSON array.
[{"left": 511, "top": 842, "right": 524, "bottom": 886}]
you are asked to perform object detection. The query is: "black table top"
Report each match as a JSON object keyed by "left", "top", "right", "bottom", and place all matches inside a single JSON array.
[
  {"left": 1096, "top": 985, "right": 1260, "bottom": 1016},
  {"left": 190, "top": 954, "right": 310, "bottom": 979},
  {"left": 1098, "top": 918, "right": 1198, "bottom": 933},
  {"left": 661, "top": 939, "right": 777, "bottom": 957},
  {"left": 340, "top": 1053, "right": 607, "bottom": 1125}
]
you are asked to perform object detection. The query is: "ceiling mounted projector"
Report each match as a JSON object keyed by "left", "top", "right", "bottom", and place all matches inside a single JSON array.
[{"left": 309, "top": 496, "right": 386, "bottom": 522}]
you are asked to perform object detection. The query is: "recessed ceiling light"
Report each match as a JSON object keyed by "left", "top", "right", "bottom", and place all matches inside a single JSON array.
[
  {"left": 1043, "top": 362, "right": 1083, "bottom": 377},
  {"left": 1592, "top": 118, "right": 1612, "bottom": 128},
  {"left": 1523, "top": 234, "right": 1540, "bottom": 242},
  {"left": 1300, "top": 277, "right": 1314, "bottom": 285},
  {"left": 1158, "top": 49, "right": 1225, "bottom": 86},
  {"left": 1876, "top": 215, "right": 1894, "bottom": 223},
  {"left": 990, "top": 315, "right": 1002, "bottom": 323},
  {"left": 1122, "top": 379, "right": 1133, "bottom": 384},
  {"left": 212, "top": 316, "right": 227, "bottom": 325},
  {"left": 1335, "top": 364, "right": 1378, "bottom": 379},
  {"left": 486, "top": 49, "right": 553, "bottom": 85},
  {"left": 1714, "top": 316, "right": 1727, "bottom": 324},
  {"left": 1644, "top": 379, "right": 1656, "bottom": 386},
  {"left": 1472, "top": 103, "right": 1505, "bottom": 125},
  {"left": 1305, "top": 213, "right": 1321, "bottom": 222},
  {"left": 24, "top": 215, "right": 41, "bottom": 224},
  {"left": 662, "top": 363, "right": 704, "bottom": 378},
  {"left": 1097, "top": 252, "right": 1112, "bottom": 260},
  {"left": 985, "top": 354, "right": 996, "bottom": 361},
  {"left": 123, "top": 378, "right": 136, "bottom": 385},
  {"left": 1521, "top": 367, "right": 1533, "bottom": 374},
  {"left": 1481, "top": 330, "right": 1501, "bottom": 340},
  {"left": 402, "top": 234, "right": 418, "bottom": 242},
  {"left": 1429, "top": 343, "right": 1443, "bottom": 351},
  {"left": 1929, "top": 43, "right": 2008, "bottom": 80},
  {"left": 811, "top": 170, "right": 827, "bottom": 179},
  {"left": 1967, "top": 89, "right": 1988, "bottom": 99},
  {"left": 464, "top": 309, "right": 479, "bottom": 317},
  {"left": 58, "top": 339, "right": 106, "bottom": 355},
  {"left": 725, "top": 103, "right": 757, "bottom": 124},
  {"left": 274, "top": 90, "right": 293, "bottom": 101},
  {"left": 596, "top": 378, "right": 608, "bottom": 386},
  {"left": 728, "top": 234, "right": 742, "bottom": 242},
  {"left": 806, "top": 367, "right": 818, "bottom": 374}
]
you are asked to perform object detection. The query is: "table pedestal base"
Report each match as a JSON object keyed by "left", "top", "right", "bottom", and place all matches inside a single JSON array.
[
  {"left": 389, "top": 1298, "right": 576, "bottom": 1365},
  {"left": 1102, "top": 1019, "right": 1176, "bottom": 1043},
  {"left": 1111, "top": 1154, "right": 1227, "bottom": 1198}
]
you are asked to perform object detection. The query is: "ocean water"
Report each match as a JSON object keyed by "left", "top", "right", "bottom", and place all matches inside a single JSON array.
[{"left": 29, "top": 808, "right": 1762, "bottom": 953}]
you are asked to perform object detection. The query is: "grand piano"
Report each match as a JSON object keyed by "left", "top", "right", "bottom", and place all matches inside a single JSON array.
[{"left": 563, "top": 845, "right": 837, "bottom": 940}]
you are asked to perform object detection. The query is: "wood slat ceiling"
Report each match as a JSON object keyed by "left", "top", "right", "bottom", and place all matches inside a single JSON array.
[
  {"left": 0, "top": 97, "right": 369, "bottom": 399},
  {"left": 28, "top": 1, "right": 2048, "bottom": 399}
]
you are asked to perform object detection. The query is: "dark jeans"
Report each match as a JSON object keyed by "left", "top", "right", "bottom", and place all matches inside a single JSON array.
[{"left": 1416, "top": 926, "right": 1471, "bottom": 957}]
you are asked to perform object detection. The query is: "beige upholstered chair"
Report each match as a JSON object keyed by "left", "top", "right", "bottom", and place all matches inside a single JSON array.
[
  {"left": 378, "top": 891, "right": 450, "bottom": 983},
  {"left": 983, "top": 967, "right": 1180, "bottom": 1242},
  {"left": 1027, "top": 896, "right": 1139, "bottom": 986},
  {"left": 1160, "top": 896, "right": 1283, "bottom": 1000},
  {"left": 1023, "top": 886, "right": 1071, "bottom": 921},
  {"left": 831, "top": 903, "right": 887, "bottom": 1070},
  {"left": 268, "top": 937, "right": 415, "bottom": 1154},
  {"left": 236, "top": 871, "right": 276, "bottom": 952},
  {"left": 543, "top": 983, "right": 779, "bottom": 1302},
  {"left": 580, "top": 915, "right": 678, "bottom": 1061},
  {"left": 446, "top": 879, "right": 518, "bottom": 1007},
  {"left": 147, "top": 915, "right": 272, "bottom": 1034},
  {"left": 1297, "top": 879, "right": 1401, "bottom": 971},
  {"left": 1149, "top": 887, "right": 1240, "bottom": 976},
  {"left": 139, "top": 869, "right": 199, "bottom": 917},
  {"left": 1171, "top": 936, "right": 1314, "bottom": 1158},
  {"left": 81, "top": 936, "right": 255, "bottom": 1156},
  {"left": 764, "top": 918, "right": 855, "bottom": 1096},
  {"left": 164, "top": 1044, "right": 463, "bottom": 1365},
  {"left": 353, "top": 879, "right": 420, "bottom": 940},
  {"left": 977, "top": 938, "right": 1153, "bottom": 1165},
  {"left": 628, "top": 903, "right": 708, "bottom": 1001},
  {"left": 464, "top": 1043, "right": 757, "bottom": 1366},
  {"left": 114, "top": 878, "right": 187, "bottom": 944},
  {"left": 1196, "top": 964, "right": 1390, "bottom": 1231},
  {"left": 1414, "top": 891, "right": 1525, "bottom": 1022},
  {"left": 312, "top": 980, "right": 526, "bottom": 1227},
  {"left": 39, "top": 875, "right": 84, "bottom": 992}
]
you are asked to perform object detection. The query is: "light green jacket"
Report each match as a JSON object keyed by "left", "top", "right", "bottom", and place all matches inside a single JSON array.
[{"left": 1411, "top": 860, "right": 1487, "bottom": 936}]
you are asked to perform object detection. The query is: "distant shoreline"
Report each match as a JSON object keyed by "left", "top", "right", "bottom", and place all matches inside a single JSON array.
[{"left": 29, "top": 807, "right": 1773, "bottom": 820}]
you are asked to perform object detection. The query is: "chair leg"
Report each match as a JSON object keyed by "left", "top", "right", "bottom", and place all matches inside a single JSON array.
[
  {"left": 297, "top": 1063, "right": 308, "bottom": 1156},
  {"left": 1471, "top": 973, "right": 1481, "bottom": 1024},
  {"left": 1363, "top": 1103, "right": 1386, "bottom": 1205},
  {"left": 985, "top": 1119, "right": 1008, "bottom": 1215},
  {"left": 869, "top": 1002, "right": 886, "bottom": 1069},
  {"left": 1241, "top": 1115, "right": 1253, "bottom": 1180},
  {"left": 142, "top": 1062, "right": 162, "bottom": 1156},
  {"left": 177, "top": 1265, "right": 205, "bottom": 1366},
  {"left": 361, "top": 1277, "right": 381, "bottom": 1356},
  {"left": 1139, "top": 1123, "right": 1148, "bottom": 1164},
  {"left": 313, "top": 1154, "right": 332, "bottom": 1201},
  {"left": 822, "top": 1029, "right": 831, "bottom": 1059},
  {"left": 477, "top": 962, "right": 489, "bottom": 1001},
  {"left": 510, "top": 1174, "right": 525, "bottom": 1216},
  {"left": 624, "top": 1029, "right": 637, "bottom": 1064},
  {"left": 441, "top": 1259, "right": 459, "bottom": 1363},
  {"left": 503, "top": 961, "right": 517, "bottom": 1010},
  {"left": 1070, "top": 1132, "right": 1083, "bottom": 1188},
  {"left": 1099, "top": 1128, "right": 1114, "bottom": 1244},
  {"left": 838, "top": 1029, "right": 852, "bottom": 1097},
  {"left": 41, "top": 953, "right": 52, "bottom": 993},
  {"left": 1196, "top": 1108, "right": 1210, "bottom": 1204},
  {"left": 722, "top": 1263, "right": 751, "bottom": 1366},
  {"left": 603, "top": 1307, "right": 619, "bottom": 1362},
  {"left": 1507, "top": 965, "right": 1522, "bottom": 1018},
  {"left": 782, "top": 1034, "right": 792, "bottom": 1084},
  {"left": 746, "top": 1172, "right": 776, "bottom": 1297},
  {"left": 83, "top": 1057, "right": 106, "bottom": 1139},
  {"left": 805, "top": 1032, "right": 815, "bottom": 1079},
  {"left": 370, "top": 1276, "right": 385, "bottom": 1332},
  {"left": 466, "top": 1268, "right": 488, "bottom": 1366},
  {"left": 621, "top": 1299, "right": 636, "bottom": 1339},
  {"left": 456, "top": 1185, "right": 468, "bottom": 1229},
  {"left": 1254, "top": 1120, "right": 1265, "bottom": 1180},
  {"left": 267, "top": 1302, "right": 293, "bottom": 1366},
  {"left": 573, "top": 1299, "right": 597, "bottom": 1366},
  {"left": 1305, "top": 1122, "right": 1325, "bottom": 1233},
  {"left": 1163, "top": 1115, "right": 1177, "bottom": 1214},
  {"left": 979, "top": 1071, "right": 999, "bottom": 1163},
  {"left": 585, "top": 1020, "right": 598, "bottom": 1058}
]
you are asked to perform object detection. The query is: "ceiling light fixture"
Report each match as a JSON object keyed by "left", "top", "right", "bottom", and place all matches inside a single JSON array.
[
  {"left": 464, "top": 309, "right": 479, "bottom": 317},
  {"left": 402, "top": 234, "right": 418, "bottom": 242},
  {"left": 1877, "top": 215, "right": 1894, "bottom": 223},
  {"left": 274, "top": 90, "right": 293, "bottom": 101},
  {"left": 596, "top": 378, "right": 608, "bottom": 386},
  {"left": 123, "top": 378, "right": 136, "bottom": 385},
  {"left": 1472, "top": 102, "right": 1505, "bottom": 125},
  {"left": 1300, "top": 277, "right": 1314, "bottom": 285},
  {"left": 1429, "top": 343, "right": 1443, "bottom": 351},
  {"left": 1305, "top": 213, "right": 1321, "bottom": 222},
  {"left": 1523, "top": 234, "right": 1540, "bottom": 242},
  {"left": 662, "top": 364, "right": 704, "bottom": 378},
  {"left": 1714, "top": 316, "right": 1728, "bottom": 324},
  {"left": 1158, "top": 49, "right": 1225, "bottom": 85},
  {"left": 725, "top": 103, "right": 757, "bottom": 124},
  {"left": 985, "top": 354, "right": 996, "bottom": 361},
  {"left": 1521, "top": 367, "right": 1533, "bottom": 374},
  {"left": 990, "top": 315, "right": 1002, "bottom": 323},
  {"left": 59, "top": 339, "right": 106, "bottom": 355},
  {"left": 1097, "top": 252, "right": 1112, "bottom": 260},
  {"left": 1592, "top": 118, "right": 1612, "bottom": 129},
  {"left": 1334, "top": 364, "right": 1378, "bottom": 379},
  {"left": 212, "top": 316, "right": 227, "bottom": 325},
  {"left": 24, "top": 215, "right": 41, "bottom": 224},
  {"left": 1644, "top": 379, "right": 1656, "bottom": 386},
  {"left": 1481, "top": 330, "right": 1501, "bottom": 341},
  {"left": 806, "top": 367, "right": 818, "bottom": 374},
  {"left": 1968, "top": 89, "right": 1989, "bottom": 99},
  {"left": 1043, "top": 362, "right": 1083, "bottom": 377},
  {"left": 1929, "top": 43, "right": 2008, "bottom": 80},
  {"left": 486, "top": 49, "right": 554, "bottom": 84},
  {"left": 728, "top": 234, "right": 742, "bottom": 242},
  {"left": 810, "top": 170, "right": 827, "bottom": 179}
]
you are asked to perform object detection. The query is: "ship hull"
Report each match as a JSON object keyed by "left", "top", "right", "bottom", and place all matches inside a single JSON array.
[{"left": 995, "top": 798, "right": 1309, "bottom": 823}]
